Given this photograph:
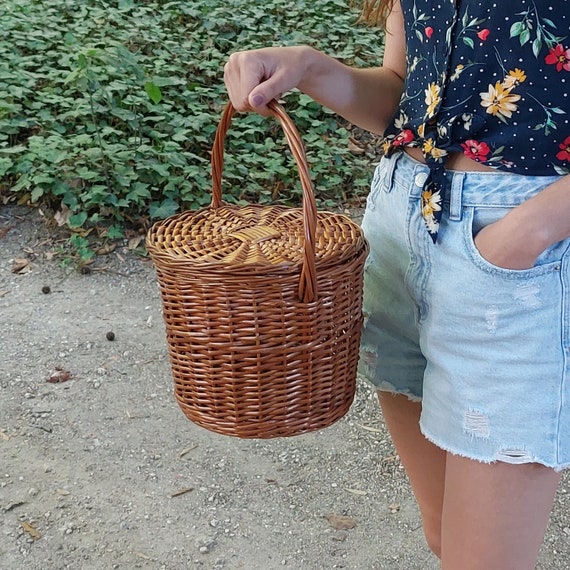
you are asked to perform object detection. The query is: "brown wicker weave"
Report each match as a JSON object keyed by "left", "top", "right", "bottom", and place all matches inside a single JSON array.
[{"left": 146, "top": 100, "right": 369, "bottom": 438}]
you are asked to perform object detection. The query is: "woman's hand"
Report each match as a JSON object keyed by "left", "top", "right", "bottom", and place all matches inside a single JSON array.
[
  {"left": 223, "top": 46, "right": 313, "bottom": 115},
  {"left": 474, "top": 217, "right": 545, "bottom": 270}
]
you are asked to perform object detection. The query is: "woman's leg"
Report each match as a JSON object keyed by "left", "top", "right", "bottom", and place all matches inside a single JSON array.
[
  {"left": 379, "top": 390, "right": 562, "bottom": 569},
  {"left": 378, "top": 391, "right": 447, "bottom": 557},
  {"left": 440, "top": 455, "right": 561, "bottom": 570}
]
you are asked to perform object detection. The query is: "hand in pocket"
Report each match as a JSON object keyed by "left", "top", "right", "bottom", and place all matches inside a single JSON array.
[{"left": 474, "top": 219, "right": 540, "bottom": 271}]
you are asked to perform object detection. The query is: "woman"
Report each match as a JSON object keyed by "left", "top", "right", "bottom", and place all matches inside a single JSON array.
[{"left": 224, "top": 1, "right": 570, "bottom": 567}]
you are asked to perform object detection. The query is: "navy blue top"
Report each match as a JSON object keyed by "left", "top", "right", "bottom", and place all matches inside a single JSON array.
[{"left": 381, "top": 0, "right": 570, "bottom": 241}]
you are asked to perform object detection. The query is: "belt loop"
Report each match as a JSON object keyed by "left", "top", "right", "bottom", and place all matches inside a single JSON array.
[
  {"left": 381, "top": 151, "right": 403, "bottom": 193},
  {"left": 448, "top": 171, "right": 465, "bottom": 221}
]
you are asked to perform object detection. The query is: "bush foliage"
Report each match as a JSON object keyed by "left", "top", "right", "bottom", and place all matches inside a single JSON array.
[{"left": 0, "top": 0, "right": 384, "bottom": 235}]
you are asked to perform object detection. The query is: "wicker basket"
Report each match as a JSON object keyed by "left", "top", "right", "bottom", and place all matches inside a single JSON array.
[{"left": 146, "top": 100, "right": 369, "bottom": 438}]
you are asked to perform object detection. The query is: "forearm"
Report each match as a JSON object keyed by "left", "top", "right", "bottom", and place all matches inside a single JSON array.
[
  {"left": 297, "top": 46, "right": 404, "bottom": 135},
  {"left": 511, "top": 175, "right": 570, "bottom": 251}
]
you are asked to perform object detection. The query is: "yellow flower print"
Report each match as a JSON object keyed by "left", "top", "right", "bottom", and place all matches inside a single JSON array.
[
  {"left": 417, "top": 123, "right": 426, "bottom": 138},
  {"left": 382, "top": 139, "right": 392, "bottom": 154},
  {"left": 425, "top": 82, "right": 441, "bottom": 118},
  {"left": 480, "top": 81, "right": 521, "bottom": 122},
  {"left": 421, "top": 188, "right": 442, "bottom": 220},
  {"left": 502, "top": 68, "right": 527, "bottom": 89},
  {"left": 422, "top": 138, "right": 448, "bottom": 160},
  {"left": 450, "top": 64, "right": 465, "bottom": 81}
]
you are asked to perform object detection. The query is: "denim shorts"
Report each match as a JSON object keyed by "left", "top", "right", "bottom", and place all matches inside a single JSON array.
[{"left": 358, "top": 150, "right": 570, "bottom": 470}]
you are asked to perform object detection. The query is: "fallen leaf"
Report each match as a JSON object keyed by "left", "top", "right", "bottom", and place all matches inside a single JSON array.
[
  {"left": 178, "top": 445, "right": 198, "bottom": 458},
  {"left": 47, "top": 369, "right": 72, "bottom": 383},
  {"left": 127, "top": 236, "right": 144, "bottom": 250},
  {"left": 56, "top": 489, "right": 70, "bottom": 496},
  {"left": 125, "top": 410, "right": 145, "bottom": 420},
  {"left": 347, "top": 137, "right": 366, "bottom": 155},
  {"left": 0, "top": 226, "right": 13, "bottom": 239},
  {"left": 11, "top": 258, "right": 31, "bottom": 274},
  {"left": 381, "top": 454, "right": 399, "bottom": 463},
  {"left": 21, "top": 521, "right": 41, "bottom": 540},
  {"left": 0, "top": 430, "right": 10, "bottom": 441},
  {"left": 325, "top": 514, "right": 357, "bottom": 530},
  {"left": 389, "top": 503, "right": 401, "bottom": 513},
  {"left": 169, "top": 487, "right": 194, "bottom": 498},
  {"left": 96, "top": 243, "right": 116, "bottom": 255},
  {"left": 54, "top": 205, "right": 71, "bottom": 227},
  {"left": 357, "top": 424, "right": 383, "bottom": 433}
]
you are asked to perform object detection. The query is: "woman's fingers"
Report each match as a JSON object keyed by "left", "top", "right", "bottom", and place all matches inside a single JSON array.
[{"left": 224, "top": 48, "right": 305, "bottom": 115}]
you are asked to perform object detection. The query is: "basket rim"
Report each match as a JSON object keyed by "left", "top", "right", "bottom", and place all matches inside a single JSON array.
[{"left": 146, "top": 205, "right": 368, "bottom": 273}]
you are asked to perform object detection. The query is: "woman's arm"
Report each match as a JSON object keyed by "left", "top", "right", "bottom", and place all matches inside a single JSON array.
[{"left": 223, "top": 1, "right": 406, "bottom": 135}]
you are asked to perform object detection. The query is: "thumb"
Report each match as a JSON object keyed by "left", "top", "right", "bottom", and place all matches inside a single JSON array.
[
  {"left": 248, "top": 75, "right": 288, "bottom": 110},
  {"left": 248, "top": 90, "right": 267, "bottom": 109}
]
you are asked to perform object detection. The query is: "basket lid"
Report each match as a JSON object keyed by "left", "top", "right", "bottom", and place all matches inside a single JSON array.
[{"left": 146, "top": 203, "right": 366, "bottom": 273}]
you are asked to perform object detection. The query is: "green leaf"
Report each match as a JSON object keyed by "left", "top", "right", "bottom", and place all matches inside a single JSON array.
[
  {"left": 149, "top": 199, "right": 179, "bottom": 219},
  {"left": 106, "top": 225, "right": 124, "bottom": 239},
  {"left": 144, "top": 81, "right": 162, "bottom": 104},
  {"left": 30, "top": 186, "right": 44, "bottom": 202},
  {"left": 510, "top": 22, "right": 524, "bottom": 37},
  {"left": 68, "top": 211, "right": 88, "bottom": 228},
  {"left": 519, "top": 29, "right": 531, "bottom": 46},
  {"left": 532, "top": 38, "right": 543, "bottom": 58}
]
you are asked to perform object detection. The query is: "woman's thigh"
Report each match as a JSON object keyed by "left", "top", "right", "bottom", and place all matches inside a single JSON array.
[{"left": 441, "top": 454, "right": 561, "bottom": 570}]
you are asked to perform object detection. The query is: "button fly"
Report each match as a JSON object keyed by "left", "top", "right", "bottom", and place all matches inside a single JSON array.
[{"left": 414, "top": 172, "right": 428, "bottom": 187}]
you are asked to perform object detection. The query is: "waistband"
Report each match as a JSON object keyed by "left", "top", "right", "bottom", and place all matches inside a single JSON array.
[{"left": 384, "top": 150, "right": 561, "bottom": 218}]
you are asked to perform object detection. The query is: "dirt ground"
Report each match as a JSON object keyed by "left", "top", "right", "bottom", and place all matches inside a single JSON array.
[{"left": 1, "top": 204, "right": 570, "bottom": 570}]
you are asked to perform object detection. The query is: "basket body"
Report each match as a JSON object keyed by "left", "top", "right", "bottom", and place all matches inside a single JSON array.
[{"left": 146, "top": 101, "right": 369, "bottom": 438}]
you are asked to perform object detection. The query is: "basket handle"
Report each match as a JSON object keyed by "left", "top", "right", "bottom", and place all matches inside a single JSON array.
[{"left": 210, "top": 100, "right": 318, "bottom": 304}]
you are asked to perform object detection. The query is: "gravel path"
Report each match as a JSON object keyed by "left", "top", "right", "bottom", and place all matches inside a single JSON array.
[{"left": 1, "top": 205, "right": 568, "bottom": 569}]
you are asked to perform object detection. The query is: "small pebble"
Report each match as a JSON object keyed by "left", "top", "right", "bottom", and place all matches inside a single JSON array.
[
  {"left": 41, "top": 285, "right": 51, "bottom": 294},
  {"left": 106, "top": 331, "right": 115, "bottom": 341}
]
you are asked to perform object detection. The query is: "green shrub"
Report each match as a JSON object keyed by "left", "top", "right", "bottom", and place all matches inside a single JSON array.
[{"left": 0, "top": 0, "right": 384, "bottom": 232}]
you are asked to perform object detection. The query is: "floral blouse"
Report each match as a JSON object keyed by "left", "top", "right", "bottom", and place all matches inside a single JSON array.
[{"left": 381, "top": 0, "right": 570, "bottom": 242}]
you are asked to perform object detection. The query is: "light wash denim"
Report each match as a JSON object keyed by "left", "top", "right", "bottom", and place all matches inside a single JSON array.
[{"left": 359, "top": 151, "right": 570, "bottom": 469}]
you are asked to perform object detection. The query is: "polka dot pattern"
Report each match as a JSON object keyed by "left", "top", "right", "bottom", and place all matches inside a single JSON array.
[{"left": 383, "top": 0, "right": 570, "bottom": 176}]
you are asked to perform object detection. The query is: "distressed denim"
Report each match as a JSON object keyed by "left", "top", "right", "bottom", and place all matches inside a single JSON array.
[{"left": 359, "top": 151, "right": 570, "bottom": 469}]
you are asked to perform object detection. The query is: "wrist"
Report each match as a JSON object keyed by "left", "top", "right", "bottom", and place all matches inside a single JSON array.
[
  {"left": 504, "top": 205, "right": 553, "bottom": 257},
  {"left": 506, "top": 175, "right": 570, "bottom": 251},
  {"left": 296, "top": 47, "right": 355, "bottom": 112}
]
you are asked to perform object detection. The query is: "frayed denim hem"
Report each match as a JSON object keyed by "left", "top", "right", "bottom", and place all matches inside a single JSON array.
[
  {"left": 419, "top": 423, "right": 570, "bottom": 473},
  {"left": 362, "top": 376, "right": 423, "bottom": 403}
]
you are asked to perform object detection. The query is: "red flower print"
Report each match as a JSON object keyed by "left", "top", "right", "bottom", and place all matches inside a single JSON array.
[
  {"left": 556, "top": 135, "right": 570, "bottom": 161},
  {"left": 425, "top": 26, "right": 434, "bottom": 39},
  {"left": 461, "top": 140, "right": 491, "bottom": 162},
  {"left": 476, "top": 29, "right": 490, "bottom": 41},
  {"left": 392, "top": 129, "right": 414, "bottom": 147},
  {"left": 545, "top": 44, "right": 570, "bottom": 72}
]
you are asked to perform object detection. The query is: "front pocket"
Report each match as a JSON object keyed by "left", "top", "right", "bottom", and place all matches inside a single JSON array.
[{"left": 463, "top": 205, "right": 569, "bottom": 276}]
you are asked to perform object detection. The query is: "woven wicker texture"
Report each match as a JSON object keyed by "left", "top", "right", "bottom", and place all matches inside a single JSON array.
[{"left": 146, "top": 101, "right": 369, "bottom": 438}]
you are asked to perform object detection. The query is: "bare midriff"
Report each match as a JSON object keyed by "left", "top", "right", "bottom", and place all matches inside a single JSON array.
[{"left": 405, "top": 147, "right": 496, "bottom": 172}]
